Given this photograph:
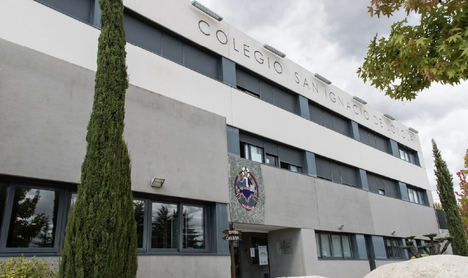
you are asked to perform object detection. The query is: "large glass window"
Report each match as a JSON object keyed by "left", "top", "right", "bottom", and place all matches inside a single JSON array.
[
  {"left": 407, "top": 186, "right": 427, "bottom": 205},
  {"left": 151, "top": 202, "right": 178, "bottom": 249},
  {"left": 316, "top": 231, "right": 354, "bottom": 259},
  {"left": 182, "top": 205, "right": 205, "bottom": 249},
  {"left": 7, "top": 187, "right": 59, "bottom": 248},
  {"left": 133, "top": 199, "right": 145, "bottom": 249},
  {"left": 384, "top": 237, "right": 404, "bottom": 259}
]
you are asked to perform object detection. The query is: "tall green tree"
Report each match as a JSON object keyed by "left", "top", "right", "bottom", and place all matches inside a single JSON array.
[
  {"left": 432, "top": 140, "right": 468, "bottom": 256},
  {"left": 59, "top": 0, "right": 138, "bottom": 277},
  {"left": 358, "top": 0, "right": 468, "bottom": 100}
]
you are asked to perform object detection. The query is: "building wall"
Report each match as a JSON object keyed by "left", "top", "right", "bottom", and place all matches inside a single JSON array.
[
  {"left": 0, "top": 0, "right": 432, "bottom": 191},
  {"left": 0, "top": 37, "right": 229, "bottom": 204},
  {"left": 261, "top": 164, "right": 438, "bottom": 237}
]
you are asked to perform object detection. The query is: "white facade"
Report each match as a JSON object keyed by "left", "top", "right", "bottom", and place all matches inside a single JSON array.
[{"left": 0, "top": 1, "right": 441, "bottom": 278}]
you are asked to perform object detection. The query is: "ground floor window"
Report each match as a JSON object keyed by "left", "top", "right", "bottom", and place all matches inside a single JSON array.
[
  {"left": 384, "top": 237, "right": 404, "bottom": 259},
  {"left": 316, "top": 231, "right": 354, "bottom": 259},
  {"left": 0, "top": 176, "right": 216, "bottom": 255}
]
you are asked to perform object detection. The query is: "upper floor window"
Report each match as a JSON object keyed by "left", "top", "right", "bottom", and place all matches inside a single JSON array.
[
  {"left": 407, "top": 186, "right": 427, "bottom": 205},
  {"left": 240, "top": 142, "right": 264, "bottom": 163},
  {"left": 239, "top": 131, "right": 304, "bottom": 174},
  {"left": 384, "top": 237, "right": 404, "bottom": 259},
  {"left": 36, "top": 0, "right": 95, "bottom": 25},
  {"left": 315, "top": 156, "right": 359, "bottom": 187},
  {"left": 398, "top": 145, "right": 420, "bottom": 166},
  {"left": 236, "top": 67, "right": 299, "bottom": 114},
  {"left": 366, "top": 173, "right": 400, "bottom": 199},
  {"left": 309, "top": 102, "right": 351, "bottom": 137},
  {"left": 316, "top": 231, "right": 354, "bottom": 259},
  {"left": 359, "top": 125, "right": 390, "bottom": 153}
]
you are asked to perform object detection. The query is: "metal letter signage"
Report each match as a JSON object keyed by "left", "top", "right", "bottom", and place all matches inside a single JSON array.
[
  {"left": 223, "top": 229, "right": 242, "bottom": 241},
  {"left": 233, "top": 167, "right": 259, "bottom": 211}
]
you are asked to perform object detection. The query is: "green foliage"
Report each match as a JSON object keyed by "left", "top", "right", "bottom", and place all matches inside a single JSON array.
[
  {"left": 358, "top": 0, "right": 468, "bottom": 100},
  {"left": 0, "top": 256, "right": 56, "bottom": 278},
  {"left": 58, "top": 0, "right": 138, "bottom": 277},
  {"left": 432, "top": 140, "right": 468, "bottom": 256}
]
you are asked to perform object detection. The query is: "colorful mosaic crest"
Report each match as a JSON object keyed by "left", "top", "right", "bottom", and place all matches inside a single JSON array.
[{"left": 233, "top": 167, "right": 259, "bottom": 211}]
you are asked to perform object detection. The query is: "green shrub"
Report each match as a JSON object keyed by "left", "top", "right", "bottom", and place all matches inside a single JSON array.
[{"left": 0, "top": 256, "right": 56, "bottom": 278}]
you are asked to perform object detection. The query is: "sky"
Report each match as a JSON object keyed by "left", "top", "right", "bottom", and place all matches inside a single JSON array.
[{"left": 199, "top": 0, "right": 468, "bottom": 200}]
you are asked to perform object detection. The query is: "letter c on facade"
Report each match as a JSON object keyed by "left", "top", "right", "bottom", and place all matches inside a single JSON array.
[{"left": 198, "top": 20, "right": 210, "bottom": 36}]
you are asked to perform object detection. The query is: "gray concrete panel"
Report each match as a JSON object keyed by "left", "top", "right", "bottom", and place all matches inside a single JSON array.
[
  {"left": 0, "top": 38, "right": 229, "bottom": 203},
  {"left": 268, "top": 229, "right": 306, "bottom": 277},
  {"left": 137, "top": 255, "right": 230, "bottom": 278},
  {"left": 262, "top": 166, "right": 319, "bottom": 228},
  {"left": 315, "top": 178, "right": 375, "bottom": 233},
  {"left": 368, "top": 193, "right": 438, "bottom": 237}
]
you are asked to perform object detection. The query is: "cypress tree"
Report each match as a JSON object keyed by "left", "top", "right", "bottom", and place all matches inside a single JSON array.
[
  {"left": 432, "top": 140, "right": 468, "bottom": 256},
  {"left": 59, "top": 0, "right": 138, "bottom": 277}
]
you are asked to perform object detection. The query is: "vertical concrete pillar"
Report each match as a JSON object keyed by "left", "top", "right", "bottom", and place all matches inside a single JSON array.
[
  {"left": 298, "top": 96, "right": 310, "bottom": 120},
  {"left": 226, "top": 126, "right": 240, "bottom": 156},
  {"left": 220, "top": 57, "right": 236, "bottom": 87}
]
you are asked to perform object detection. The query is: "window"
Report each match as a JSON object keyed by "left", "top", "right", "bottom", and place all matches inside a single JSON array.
[
  {"left": 315, "top": 156, "right": 359, "bottom": 187},
  {"left": 316, "top": 231, "right": 354, "bottom": 259},
  {"left": 280, "top": 162, "right": 302, "bottom": 173},
  {"left": 407, "top": 186, "right": 427, "bottom": 205},
  {"left": 182, "top": 205, "right": 205, "bottom": 249},
  {"left": 133, "top": 199, "right": 145, "bottom": 249},
  {"left": 367, "top": 173, "right": 400, "bottom": 199},
  {"left": 309, "top": 102, "right": 351, "bottom": 137},
  {"left": 265, "top": 154, "right": 278, "bottom": 167},
  {"left": 398, "top": 145, "right": 420, "bottom": 166},
  {"left": 123, "top": 10, "right": 220, "bottom": 80},
  {"left": 239, "top": 131, "right": 305, "bottom": 173},
  {"left": 415, "top": 239, "right": 426, "bottom": 254},
  {"left": 384, "top": 237, "right": 404, "bottom": 259},
  {"left": 151, "top": 202, "right": 178, "bottom": 249},
  {"left": 240, "top": 142, "right": 264, "bottom": 163},
  {"left": 236, "top": 67, "right": 299, "bottom": 114},
  {"left": 359, "top": 126, "right": 390, "bottom": 153}
]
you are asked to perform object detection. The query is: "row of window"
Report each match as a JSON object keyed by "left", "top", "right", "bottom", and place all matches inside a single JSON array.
[
  {"left": 0, "top": 180, "right": 213, "bottom": 254},
  {"left": 315, "top": 231, "right": 409, "bottom": 260},
  {"left": 35, "top": 0, "right": 421, "bottom": 167},
  {"left": 240, "top": 132, "right": 304, "bottom": 173},
  {"left": 236, "top": 130, "right": 428, "bottom": 205}
]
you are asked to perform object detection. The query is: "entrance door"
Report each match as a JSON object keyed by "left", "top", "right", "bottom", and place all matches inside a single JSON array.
[{"left": 234, "top": 232, "right": 270, "bottom": 278}]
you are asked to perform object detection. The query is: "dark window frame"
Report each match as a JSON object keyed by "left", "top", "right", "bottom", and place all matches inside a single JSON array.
[
  {"left": 315, "top": 231, "right": 356, "bottom": 260},
  {"left": 383, "top": 237, "right": 405, "bottom": 260}
]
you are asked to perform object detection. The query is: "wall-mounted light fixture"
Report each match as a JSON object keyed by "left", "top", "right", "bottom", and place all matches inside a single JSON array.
[
  {"left": 409, "top": 127, "right": 419, "bottom": 134},
  {"left": 314, "top": 73, "right": 332, "bottom": 85},
  {"left": 191, "top": 1, "right": 223, "bottom": 21},
  {"left": 151, "top": 177, "right": 165, "bottom": 188},
  {"left": 263, "top": 44, "right": 286, "bottom": 58},
  {"left": 384, "top": 114, "right": 395, "bottom": 121},
  {"left": 338, "top": 224, "right": 344, "bottom": 230},
  {"left": 352, "top": 96, "right": 367, "bottom": 105}
]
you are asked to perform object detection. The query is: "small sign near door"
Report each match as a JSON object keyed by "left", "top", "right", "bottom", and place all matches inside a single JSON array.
[
  {"left": 258, "top": 245, "right": 269, "bottom": 266},
  {"left": 250, "top": 248, "right": 255, "bottom": 257}
]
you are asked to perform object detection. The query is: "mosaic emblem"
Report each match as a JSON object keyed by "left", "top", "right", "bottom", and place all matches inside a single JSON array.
[{"left": 233, "top": 167, "right": 259, "bottom": 211}]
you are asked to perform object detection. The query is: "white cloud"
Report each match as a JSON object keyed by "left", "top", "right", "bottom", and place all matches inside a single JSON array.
[{"left": 200, "top": 0, "right": 468, "bottom": 201}]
